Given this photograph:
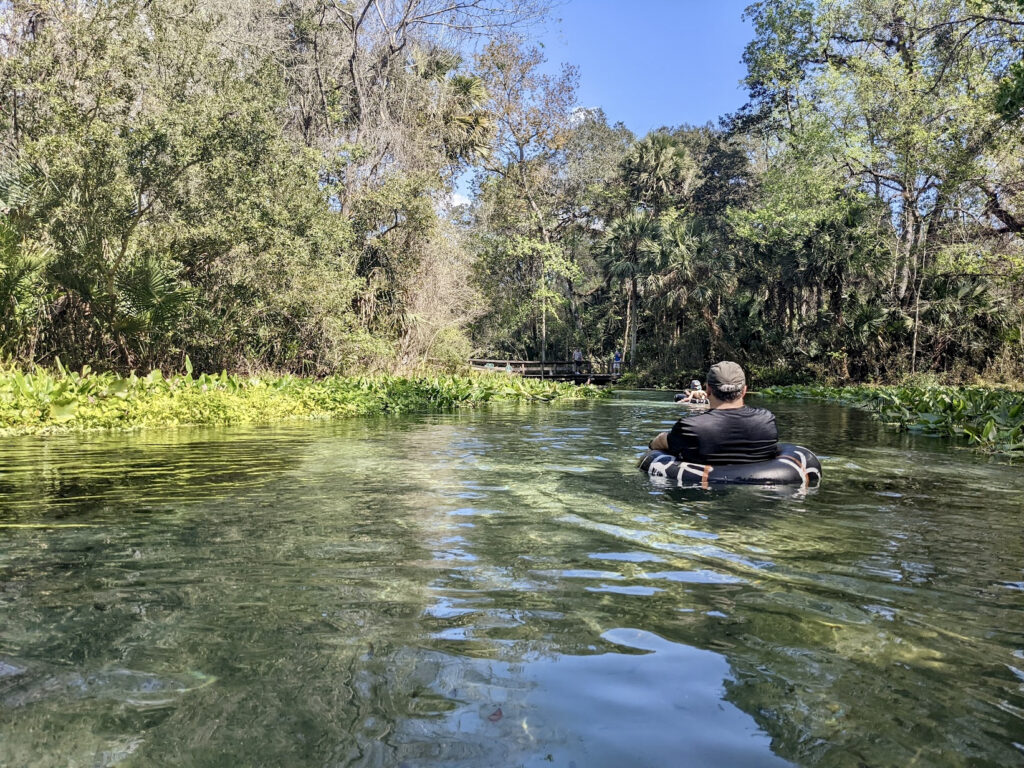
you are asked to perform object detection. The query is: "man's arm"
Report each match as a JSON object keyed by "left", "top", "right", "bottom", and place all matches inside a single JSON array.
[
  {"left": 650, "top": 416, "right": 700, "bottom": 458},
  {"left": 649, "top": 431, "right": 670, "bottom": 451},
  {"left": 665, "top": 417, "right": 702, "bottom": 462}
]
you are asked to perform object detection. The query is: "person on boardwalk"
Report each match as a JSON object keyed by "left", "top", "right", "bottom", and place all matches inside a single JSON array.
[
  {"left": 572, "top": 348, "right": 583, "bottom": 374},
  {"left": 612, "top": 350, "right": 622, "bottom": 374},
  {"left": 650, "top": 361, "right": 777, "bottom": 464}
]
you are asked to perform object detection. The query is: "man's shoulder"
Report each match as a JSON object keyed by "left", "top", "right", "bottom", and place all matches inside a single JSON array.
[
  {"left": 679, "top": 405, "right": 775, "bottom": 424},
  {"left": 677, "top": 408, "right": 716, "bottom": 423},
  {"left": 674, "top": 409, "right": 722, "bottom": 432},
  {"left": 741, "top": 405, "right": 776, "bottom": 419}
]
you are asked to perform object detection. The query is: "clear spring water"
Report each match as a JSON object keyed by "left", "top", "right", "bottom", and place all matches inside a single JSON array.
[{"left": 1, "top": 392, "right": 1022, "bottom": 767}]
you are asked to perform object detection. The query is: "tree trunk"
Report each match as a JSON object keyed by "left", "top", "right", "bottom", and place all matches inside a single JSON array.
[
  {"left": 629, "top": 277, "right": 639, "bottom": 367},
  {"left": 910, "top": 293, "right": 921, "bottom": 375},
  {"left": 622, "top": 283, "right": 634, "bottom": 368},
  {"left": 567, "top": 278, "right": 580, "bottom": 348},
  {"left": 897, "top": 198, "right": 919, "bottom": 304},
  {"left": 540, "top": 278, "right": 546, "bottom": 380},
  {"left": 909, "top": 200, "right": 939, "bottom": 374},
  {"left": 831, "top": 284, "right": 844, "bottom": 328}
]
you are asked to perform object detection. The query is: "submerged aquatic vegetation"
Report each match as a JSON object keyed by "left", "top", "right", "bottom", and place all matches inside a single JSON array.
[
  {"left": 0, "top": 362, "right": 609, "bottom": 435},
  {"left": 763, "top": 384, "right": 1024, "bottom": 457}
]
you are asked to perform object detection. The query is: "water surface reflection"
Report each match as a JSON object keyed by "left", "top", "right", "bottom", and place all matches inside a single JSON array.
[{"left": 1, "top": 395, "right": 1022, "bottom": 767}]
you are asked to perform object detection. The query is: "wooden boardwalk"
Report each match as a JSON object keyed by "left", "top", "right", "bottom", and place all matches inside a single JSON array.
[{"left": 468, "top": 358, "right": 621, "bottom": 384}]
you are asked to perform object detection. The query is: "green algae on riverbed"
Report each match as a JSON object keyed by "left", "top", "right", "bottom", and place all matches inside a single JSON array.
[{"left": 0, "top": 365, "right": 608, "bottom": 435}]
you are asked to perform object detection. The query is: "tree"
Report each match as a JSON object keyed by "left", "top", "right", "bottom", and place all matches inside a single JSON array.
[
  {"left": 739, "top": 0, "right": 1024, "bottom": 377},
  {"left": 621, "top": 132, "right": 701, "bottom": 216},
  {"left": 599, "top": 211, "right": 662, "bottom": 366},
  {"left": 470, "top": 37, "right": 579, "bottom": 367},
  {"left": 0, "top": 0, "right": 550, "bottom": 372}
]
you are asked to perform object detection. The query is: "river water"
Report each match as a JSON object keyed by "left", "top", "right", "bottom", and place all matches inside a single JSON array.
[{"left": 0, "top": 393, "right": 1022, "bottom": 768}]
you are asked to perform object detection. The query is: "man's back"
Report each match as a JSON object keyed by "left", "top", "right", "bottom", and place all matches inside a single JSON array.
[{"left": 666, "top": 405, "right": 778, "bottom": 465}]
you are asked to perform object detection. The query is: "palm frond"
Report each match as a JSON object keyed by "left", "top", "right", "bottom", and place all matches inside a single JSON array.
[{"left": 116, "top": 256, "right": 196, "bottom": 333}]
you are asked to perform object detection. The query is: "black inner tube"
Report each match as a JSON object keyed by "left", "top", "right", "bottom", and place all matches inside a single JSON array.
[{"left": 639, "top": 443, "right": 822, "bottom": 488}]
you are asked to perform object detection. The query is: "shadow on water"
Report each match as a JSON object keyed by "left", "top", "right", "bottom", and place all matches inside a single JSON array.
[{"left": 1, "top": 394, "right": 1022, "bottom": 767}]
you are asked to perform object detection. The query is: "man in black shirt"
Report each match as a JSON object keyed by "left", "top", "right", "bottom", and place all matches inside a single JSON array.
[{"left": 649, "top": 361, "right": 778, "bottom": 465}]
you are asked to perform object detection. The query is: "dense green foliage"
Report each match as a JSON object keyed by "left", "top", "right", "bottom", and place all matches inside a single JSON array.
[
  {"left": 2, "top": 0, "right": 1022, "bottom": 390},
  {"left": 764, "top": 383, "right": 1024, "bottom": 455},
  {"left": 994, "top": 0, "right": 1024, "bottom": 119},
  {"left": 0, "top": 363, "right": 606, "bottom": 435},
  {"left": 0, "top": 0, "right": 542, "bottom": 374},
  {"left": 469, "top": 0, "right": 1024, "bottom": 388}
]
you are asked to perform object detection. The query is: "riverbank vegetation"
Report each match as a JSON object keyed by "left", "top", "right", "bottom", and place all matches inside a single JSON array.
[
  {"left": 0, "top": 365, "right": 606, "bottom": 436},
  {"left": 764, "top": 384, "right": 1024, "bottom": 457},
  {"left": 1, "top": 0, "right": 1022, "bottom": 390},
  {"left": 468, "top": 1, "right": 1024, "bottom": 388}
]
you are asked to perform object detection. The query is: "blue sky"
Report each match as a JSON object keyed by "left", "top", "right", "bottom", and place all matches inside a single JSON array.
[
  {"left": 537, "top": 0, "right": 755, "bottom": 136},
  {"left": 452, "top": 2, "right": 754, "bottom": 203}
]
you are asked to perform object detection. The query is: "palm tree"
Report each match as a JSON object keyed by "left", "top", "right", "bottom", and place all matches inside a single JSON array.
[
  {"left": 443, "top": 74, "right": 494, "bottom": 162},
  {"left": 648, "top": 218, "right": 733, "bottom": 358},
  {"left": 0, "top": 156, "right": 51, "bottom": 359},
  {"left": 599, "top": 211, "right": 662, "bottom": 366},
  {"left": 621, "top": 133, "right": 699, "bottom": 215},
  {"left": 414, "top": 47, "right": 494, "bottom": 163}
]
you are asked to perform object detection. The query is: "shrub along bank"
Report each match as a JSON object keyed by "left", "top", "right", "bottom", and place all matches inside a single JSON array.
[
  {"left": 763, "top": 384, "right": 1024, "bottom": 457},
  {"left": 0, "top": 364, "right": 609, "bottom": 436}
]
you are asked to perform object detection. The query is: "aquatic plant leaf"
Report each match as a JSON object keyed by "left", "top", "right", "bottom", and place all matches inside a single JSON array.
[{"left": 49, "top": 401, "right": 77, "bottom": 422}]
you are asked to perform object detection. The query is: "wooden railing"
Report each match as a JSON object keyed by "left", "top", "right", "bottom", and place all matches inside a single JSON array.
[{"left": 468, "top": 358, "right": 621, "bottom": 379}]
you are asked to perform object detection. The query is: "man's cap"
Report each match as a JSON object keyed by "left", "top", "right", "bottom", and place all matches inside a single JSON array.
[
  {"left": 690, "top": 379, "right": 701, "bottom": 389},
  {"left": 707, "top": 361, "right": 746, "bottom": 393}
]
